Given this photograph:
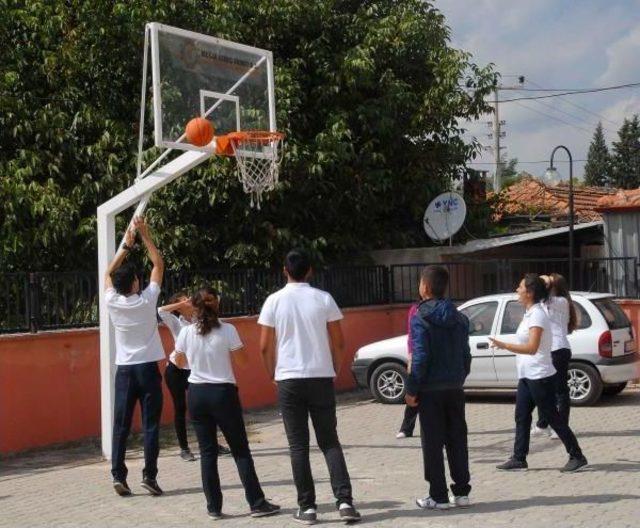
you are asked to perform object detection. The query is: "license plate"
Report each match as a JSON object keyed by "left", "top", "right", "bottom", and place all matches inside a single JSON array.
[{"left": 625, "top": 340, "right": 636, "bottom": 353}]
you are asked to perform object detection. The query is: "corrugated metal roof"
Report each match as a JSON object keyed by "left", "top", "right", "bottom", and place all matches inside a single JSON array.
[{"left": 453, "top": 220, "right": 603, "bottom": 254}]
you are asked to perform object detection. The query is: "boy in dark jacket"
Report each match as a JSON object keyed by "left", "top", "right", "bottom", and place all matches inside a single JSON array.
[{"left": 405, "top": 265, "right": 472, "bottom": 510}]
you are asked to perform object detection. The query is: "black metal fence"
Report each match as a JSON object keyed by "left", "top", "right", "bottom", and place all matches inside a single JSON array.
[
  {"left": 389, "top": 257, "right": 639, "bottom": 303},
  {"left": 1, "top": 258, "right": 637, "bottom": 334}
]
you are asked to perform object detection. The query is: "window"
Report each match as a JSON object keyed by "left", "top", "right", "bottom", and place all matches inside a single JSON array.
[
  {"left": 573, "top": 301, "right": 592, "bottom": 330},
  {"left": 460, "top": 301, "right": 498, "bottom": 336},
  {"left": 501, "top": 301, "right": 525, "bottom": 334},
  {"left": 593, "top": 298, "right": 631, "bottom": 330}
]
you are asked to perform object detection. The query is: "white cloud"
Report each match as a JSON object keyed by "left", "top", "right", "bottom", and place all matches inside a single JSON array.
[
  {"left": 435, "top": 0, "right": 640, "bottom": 179},
  {"left": 597, "top": 26, "right": 640, "bottom": 85}
]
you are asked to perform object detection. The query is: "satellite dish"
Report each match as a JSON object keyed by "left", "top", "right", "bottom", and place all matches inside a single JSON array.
[{"left": 423, "top": 191, "right": 467, "bottom": 242}]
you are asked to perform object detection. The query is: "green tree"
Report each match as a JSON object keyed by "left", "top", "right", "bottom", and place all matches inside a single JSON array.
[
  {"left": 499, "top": 158, "right": 520, "bottom": 187},
  {"left": 0, "top": 0, "right": 496, "bottom": 272},
  {"left": 583, "top": 122, "right": 611, "bottom": 186},
  {"left": 610, "top": 115, "right": 640, "bottom": 189}
]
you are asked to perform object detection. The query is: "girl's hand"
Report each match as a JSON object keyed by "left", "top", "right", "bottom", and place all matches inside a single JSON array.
[{"left": 488, "top": 337, "right": 505, "bottom": 349}]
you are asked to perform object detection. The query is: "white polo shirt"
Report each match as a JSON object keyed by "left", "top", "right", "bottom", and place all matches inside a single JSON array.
[
  {"left": 175, "top": 322, "right": 243, "bottom": 384},
  {"left": 105, "top": 282, "right": 165, "bottom": 366},
  {"left": 515, "top": 303, "right": 555, "bottom": 380},
  {"left": 543, "top": 296, "right": 571, "bottom": 351},
  {"left": 258, "top": 282, "right": 343, "bottom": 381},
  {"left": 158, "top": 309, "right": 192, "bottom": 368}
]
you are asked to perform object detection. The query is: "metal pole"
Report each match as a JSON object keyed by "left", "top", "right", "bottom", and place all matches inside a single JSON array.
[{"left": 549, "top": 145, "right": 574, "bottom": 289}]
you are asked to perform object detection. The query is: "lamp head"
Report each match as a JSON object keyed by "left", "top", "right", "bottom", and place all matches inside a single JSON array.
[{"left": 544, "top": 166, "right": 561, "bottom": 186}]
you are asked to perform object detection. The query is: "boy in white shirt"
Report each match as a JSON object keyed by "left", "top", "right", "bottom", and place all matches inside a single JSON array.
[
  {"left": 258, "top": 249, "right": 361, "bottom": 524},
  {"left": 104, "top": 217, "right": 165, "bottom": 497}
]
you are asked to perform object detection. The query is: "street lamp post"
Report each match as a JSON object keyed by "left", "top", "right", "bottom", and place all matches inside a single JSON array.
[{"left": 545, "top": 146, "right": 574, "bottom": 290}]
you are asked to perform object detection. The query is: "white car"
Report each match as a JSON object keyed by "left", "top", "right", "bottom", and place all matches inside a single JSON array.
[{"left": 351, "top": 292, "right": 639, "bottom": 406}]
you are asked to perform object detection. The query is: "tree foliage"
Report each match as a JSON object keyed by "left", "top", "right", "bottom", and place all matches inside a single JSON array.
[
  {"left": 610, "top": 115, "right": 640, "bottom": 189},
  {"left": 1, "top": 0, "right": 496, "bottom": 272},
  {"left": 583, "top": 122, "right": 611, "bottom": 186}
]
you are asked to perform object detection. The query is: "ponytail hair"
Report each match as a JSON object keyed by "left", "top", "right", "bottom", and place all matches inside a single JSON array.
[
  {"left": 549, "top": 273, "right": 577, "bottom": 334},
  {"left": 192, "top": 287, "right": 220, "bottom": 335},
  {"left": 523, "top": 273, "right": 549, "bottom": 304}
]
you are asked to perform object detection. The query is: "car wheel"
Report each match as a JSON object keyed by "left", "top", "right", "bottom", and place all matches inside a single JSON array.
[
  {"left": 602, "top": 382, "right": 628, "bottom": 396},
  {"left": 369, "top": 363, "right": 407, "bottom": 404},
  {"left": 567, "top": 362, "right": 603, "bottom": 406}
]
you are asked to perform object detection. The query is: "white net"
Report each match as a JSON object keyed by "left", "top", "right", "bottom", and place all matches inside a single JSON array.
[{"left": 228, "top": 131, "right": 285, "bottom": 208}]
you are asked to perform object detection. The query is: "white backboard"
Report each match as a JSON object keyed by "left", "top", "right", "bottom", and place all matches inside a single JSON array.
[{"left": 148, "top": 22, "right": 275, "bottom": 152}]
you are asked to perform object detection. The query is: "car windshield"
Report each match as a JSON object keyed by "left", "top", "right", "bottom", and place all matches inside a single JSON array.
[{"left": 593, "top": 298, "right": 631, "bottom": 330}]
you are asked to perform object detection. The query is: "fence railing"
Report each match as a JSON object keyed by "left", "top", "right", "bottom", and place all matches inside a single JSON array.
[
  {"left": 389, "top": 257, "right": 639, "bottom": 303},
  {"left": 1, "top": 258, "right": 637, "bottom": 334}
]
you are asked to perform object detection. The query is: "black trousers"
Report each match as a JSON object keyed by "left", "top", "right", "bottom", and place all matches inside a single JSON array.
[
  {"left": 111, "top": 362, "right": 163, "bottom": 482},
  {"left": 400, "top": 404, "right": 419, "bottom": 435},
  {"left": 514, "top": 376, "right": 583, "bottom": 461},
  {"left": 418, "top": 388, "right": 471, "bottom": 503},
  {"left": 536, "top": 348, "right": 571, "bottom": 429},
  {"left": 277, "top": 378, "right": 353, "bottom": 510},
  {"left": 188, "top": 383, "right": 265, "bottom": 514},
  {"left": 165, "top": 362, "right": 191, "bottom": 450}
]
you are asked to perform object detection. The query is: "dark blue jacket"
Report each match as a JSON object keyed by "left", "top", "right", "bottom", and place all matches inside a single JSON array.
[{"left": 406, "top": 298, "right": 471, "bottom": 395}]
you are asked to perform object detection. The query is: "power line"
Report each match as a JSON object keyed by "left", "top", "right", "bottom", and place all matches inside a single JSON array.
[
  {"left": 513, "top": 101, "right": 595, "bottom": 136},
  {"left": 467, "top": 159, "right": 587, "bottom": 165},
  {"left": 527, "top": 79, "right": 623, "bottom": 129},
  {"left": 498, "top": 82, "right": 640, "bottom": 102},
  {"left": 527, "top": 97, "right": 616, "bottom": 136}
]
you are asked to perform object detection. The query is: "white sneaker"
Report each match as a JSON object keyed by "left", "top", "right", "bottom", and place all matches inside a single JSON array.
[
  {"left": 449, "top": 495, "right": 471, "bottom": 508},
  {"left": 550, "top": 430, "right": 560, "bottom": 440},
  {"left": 416, "top": 496, "right": 451, "bottom": 510},
  {"left": 531, "top": 425, "right": 551, "bottom": 437},
  {"left": 396, "top": 432, "right": 407, "bottom": 439}
]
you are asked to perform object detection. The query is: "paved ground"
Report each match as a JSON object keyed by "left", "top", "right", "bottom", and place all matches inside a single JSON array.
[{"left": 1, "top": 388, "right": 639, "bottom": 528}]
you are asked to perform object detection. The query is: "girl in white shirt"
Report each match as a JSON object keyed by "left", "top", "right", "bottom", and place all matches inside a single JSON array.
[
  {"left": 159, "top": 293, "right": 232, "bottom": 460},
  {"left": 489, "top": 274, "right": 587, "bottom": 473},
  {"left": 533, "top": 273, "right": 577, "bottom": 437},
  {"left": 174, "top": 287, "right": 280, "bottom": 520}
]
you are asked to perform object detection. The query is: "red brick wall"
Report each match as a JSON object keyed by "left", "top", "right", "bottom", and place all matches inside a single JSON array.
[{"left": 0, "top": 305, "right": 409, "bottom": 454}]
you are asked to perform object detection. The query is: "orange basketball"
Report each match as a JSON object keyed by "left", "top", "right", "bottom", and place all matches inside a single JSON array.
[{"left": 185, "top": 117, "right": 214, "bottom": 147}]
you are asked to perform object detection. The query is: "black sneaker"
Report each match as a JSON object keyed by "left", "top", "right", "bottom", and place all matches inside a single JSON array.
[
  {"left": 561, "top": 456, "right": 589, "bottom": 473},
  {"left": 339, "top": 504, "right": 362, "bottom": 522},
  {"left": 250, "top": 500, "right": 280, "bottom": 518},
  {"left": 180, "top": 449, "right": 196, "bottom": 461},
  {"left": 140, "top": 478, "right": 163, "bottom": 496},
  {"left": 208, "top": 511, "right": 224, "bottom": 521},
  {"left": 218, "top": 444, "right": 231, "bottom": 456},
  {"left": 496, "top": 458, "right": 528, "bottom": 471},
  {"left": 113, "top": 480, "right": 131, "bottom": 497},
  {"left": 293, "top": 508, "right": 317, "bottom": 525}
]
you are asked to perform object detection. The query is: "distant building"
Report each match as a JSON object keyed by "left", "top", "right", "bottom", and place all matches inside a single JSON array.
[{"left": 596, "top": 189, "right": 640, "bottom": 296}]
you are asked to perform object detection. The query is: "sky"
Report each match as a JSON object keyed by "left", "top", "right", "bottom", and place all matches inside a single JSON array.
[{"left": 437, "top": 0, "right": 640, "bottom": 182}]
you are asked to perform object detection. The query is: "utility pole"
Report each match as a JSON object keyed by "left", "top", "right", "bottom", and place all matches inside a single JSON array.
[
  {"left": 493, "top": 87, "right": 501, "bottom": 191},
  {"left": 488, "top": 75, "right": 525, "bottom": 192}
]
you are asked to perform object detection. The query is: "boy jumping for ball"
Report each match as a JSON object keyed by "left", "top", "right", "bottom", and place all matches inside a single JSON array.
[{"left": 104, "top": 216, "right": 165, "bottom": 497}]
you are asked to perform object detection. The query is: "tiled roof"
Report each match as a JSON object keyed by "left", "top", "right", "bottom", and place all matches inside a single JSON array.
[
  {"left": 493, "top": 175, "right": 618, "bottom": 222},
  {"left": 596, "top": 188, "right": 640, "bottom": 211}
]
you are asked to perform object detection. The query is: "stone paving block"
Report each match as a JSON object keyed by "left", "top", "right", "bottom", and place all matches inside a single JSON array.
[{"left": 1, "top": 389, "right": 639, "bottom": 527}]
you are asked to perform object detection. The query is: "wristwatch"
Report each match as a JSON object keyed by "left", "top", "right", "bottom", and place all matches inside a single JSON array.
[{"left": 122, "top": 243, "right": 133, "bottom": 252}]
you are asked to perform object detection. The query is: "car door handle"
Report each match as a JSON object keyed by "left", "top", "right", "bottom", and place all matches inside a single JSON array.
[{"left": 477, "top": 342, "right": 489, "bottom": 349}]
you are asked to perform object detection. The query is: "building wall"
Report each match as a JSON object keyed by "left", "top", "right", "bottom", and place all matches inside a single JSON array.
[
  {"left": 602, "top": 211, "right": 640, "bottom": 296},
  {"left": 0, "top": 305, "right": 410, "bottom": 455}
]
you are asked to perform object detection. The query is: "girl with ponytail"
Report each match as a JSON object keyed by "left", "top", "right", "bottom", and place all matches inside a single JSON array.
[{"left": 174, "top": 287, "right": 280, "bottom": 520}]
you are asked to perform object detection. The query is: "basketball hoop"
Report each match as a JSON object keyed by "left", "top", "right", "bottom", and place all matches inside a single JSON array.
[{"left": 216, "top": 130, "right": 285, "bottom": 209}]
